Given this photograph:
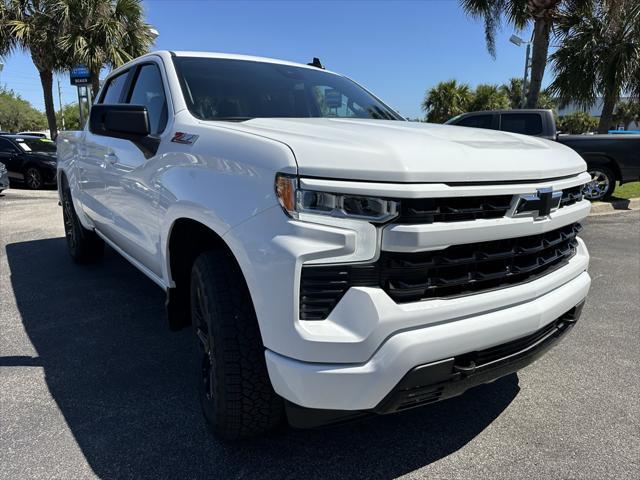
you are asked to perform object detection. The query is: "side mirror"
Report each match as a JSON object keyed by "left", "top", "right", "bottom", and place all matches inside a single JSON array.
[{"left": 89, "top": 104, "right": 150, "bottom": 140}]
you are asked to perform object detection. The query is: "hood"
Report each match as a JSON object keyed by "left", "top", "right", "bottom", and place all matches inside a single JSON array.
[{"left": 206, "top": 118, "right": 586, "bottom": 183}]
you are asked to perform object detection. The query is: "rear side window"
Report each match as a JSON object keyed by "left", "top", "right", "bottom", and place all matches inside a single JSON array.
[
  {"left": 455, "top": 114, "right": 494, "bottom": 129},
  {"left": 101, "top": 72, "right": 128, "bottom": 104},
  {"left": 127, "top": 64, "right": 168, "bottom": 135},
  {"left": 500, "top": 113, "right": 543, "bottom": 136}
]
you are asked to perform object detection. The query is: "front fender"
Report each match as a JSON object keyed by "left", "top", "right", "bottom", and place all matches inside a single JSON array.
[{"left": 157, "top": 124, "right": 298, "bottom": 286}]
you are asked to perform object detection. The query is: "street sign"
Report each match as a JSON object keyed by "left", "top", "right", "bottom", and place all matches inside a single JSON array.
[{"left": 70, "top": 65, "right": 91, "bottom": 86}]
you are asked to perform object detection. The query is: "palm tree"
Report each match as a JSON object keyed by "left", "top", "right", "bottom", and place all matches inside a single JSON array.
[
  {"left": 0, "top": 2, "right": 13, "bottom": 58},
  {"left": 422, "top": 80, "right": 474, "bottom": 123},
  {"left": 460, "top": 0, "right": 563, "bottom": 109},
  {"left": 469, "top": 83, "right": 510, "bottom": 111},
  {"left": 2, "top": 0, "right": 67, "bottom": 139},
  {"left": 548, "top": 0, "right": 640, "bottom": 133},
  {"left": 500, "top": 77, "right": 524, "bottom": 109},
  {"left": 59, "top": 0, "right": 154, "bottom": 98},
  {"left": 614, "top": 101, "right": 640, "bottom": 130}
]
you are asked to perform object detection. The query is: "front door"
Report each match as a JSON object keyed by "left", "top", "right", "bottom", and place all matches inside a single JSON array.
[
  {"left": 78, "top": 70, "right": 131, "bottom": 232},
  {"left": 99, "top": 62, "right": 169, "bottom": 278}
]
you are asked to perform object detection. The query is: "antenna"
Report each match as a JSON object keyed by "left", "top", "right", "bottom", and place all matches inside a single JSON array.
[{"left": 307, "top": 57, "right": 325, "bottom": 69}]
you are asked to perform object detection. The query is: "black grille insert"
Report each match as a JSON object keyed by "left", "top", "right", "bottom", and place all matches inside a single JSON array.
[
  {"left": 300, "top": 223, "right": 581, "bottom": 320},
  {"left": 398, "top": 195, "right": 513, "bottom": 224},
  {"left": 560, "top": 185, "right": 584, "bottom": 207},
  {"left": 397, "top": 186, "right": 584, "bottom": 225}
]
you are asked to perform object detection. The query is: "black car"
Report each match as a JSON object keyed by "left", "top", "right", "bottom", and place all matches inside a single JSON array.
[{"left": 0, "top": 135, "right": 57, "bottom": 189}]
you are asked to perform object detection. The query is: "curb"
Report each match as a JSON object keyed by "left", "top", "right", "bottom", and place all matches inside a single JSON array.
[{"left": 589, "top": 197, "right": 640, "bottom": 215}]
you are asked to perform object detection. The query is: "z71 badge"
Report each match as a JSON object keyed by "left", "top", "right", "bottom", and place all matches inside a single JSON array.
[{"left": 171, "top": 132, "right": 199, "bottom": 144}]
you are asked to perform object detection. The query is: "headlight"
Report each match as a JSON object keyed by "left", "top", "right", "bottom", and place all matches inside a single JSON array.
[{"left": 275, "top": 173, "right": 399, "bottom": 222}]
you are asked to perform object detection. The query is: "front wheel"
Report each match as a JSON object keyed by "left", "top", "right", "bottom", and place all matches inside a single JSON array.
[
  {"left": 190, "top": 250, "right": 283, "bottom": 439},
  {"left": 583, "top": 166, "right": 616, "bottom": 201}
]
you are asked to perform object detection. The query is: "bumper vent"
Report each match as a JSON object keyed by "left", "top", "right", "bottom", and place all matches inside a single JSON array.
[{"left": 300, "top": 223, "right": 581, "bottom": 320}]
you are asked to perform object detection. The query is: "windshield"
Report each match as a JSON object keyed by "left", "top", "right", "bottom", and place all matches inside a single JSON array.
[
  {"left": 173, "top": 57, "right": 401, "bottom": 121},
  {"left": 15, "top": 137, "right": 56, "bottom": 153}
]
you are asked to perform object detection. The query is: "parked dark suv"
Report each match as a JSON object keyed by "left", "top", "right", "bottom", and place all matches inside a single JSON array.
[{"left": 0, "top": 135, "right": 57, "bottom": 189}]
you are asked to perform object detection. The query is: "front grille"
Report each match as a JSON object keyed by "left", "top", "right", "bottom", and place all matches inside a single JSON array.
[
  {"left": 300, "top": 223, "right": 581, "bottom": 320},
  {"left": 380, "top": 222, "right": 581, "bottom": 303},
  {"left": 560, "top": 185, "right": 584, "bottom": 207},
  {"left": 398, "top": 195, "right": 513, "bottom": 224},
  {"left": 396, "top": 186, "right": 585, "bottom": 225}
]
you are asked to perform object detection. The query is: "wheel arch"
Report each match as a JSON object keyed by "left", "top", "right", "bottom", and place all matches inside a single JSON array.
[
  {"left": 164, "top": 216, "right": 254, "bottom": 331},
  {"left": 582, "top": 154, "right": 622, "bottom": 182}
]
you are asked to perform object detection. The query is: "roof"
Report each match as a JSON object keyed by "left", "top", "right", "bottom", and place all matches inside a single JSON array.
[
  {"left": 169, "top": 51, "right": 333, "bottom": 72},
  {"left": 455, "top": 109, "right": 553, "bottom": 115},
  {"left": 0, "top": 134, "right": 43, "bottom": 140}
]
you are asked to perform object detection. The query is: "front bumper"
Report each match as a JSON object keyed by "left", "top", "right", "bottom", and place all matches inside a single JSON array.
[
  {"left": 224, "top": 174, "right": 591, "bottom": 414},
  {"left": 285, "top": 301, "right": 584, "bottom": 428},
  {"left": 265, "top": 266, "right": 590, "bottom": 412}
]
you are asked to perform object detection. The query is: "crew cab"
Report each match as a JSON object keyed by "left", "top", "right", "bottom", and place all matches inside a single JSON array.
[
  {"left": 57, "top": 51, "right": 591, "bottom": 439},
  {"left": 446, "top": 109, "right": 640, "bottom": 200}
]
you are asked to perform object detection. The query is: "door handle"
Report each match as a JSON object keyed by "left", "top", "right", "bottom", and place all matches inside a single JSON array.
[{"left": 104, "top": 153, "right": 118, "bottom": 166}]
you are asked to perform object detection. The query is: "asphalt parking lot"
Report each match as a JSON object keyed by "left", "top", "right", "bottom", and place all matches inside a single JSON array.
[{"left": 1, "top": 188, "right": 638, "bottom": 480}]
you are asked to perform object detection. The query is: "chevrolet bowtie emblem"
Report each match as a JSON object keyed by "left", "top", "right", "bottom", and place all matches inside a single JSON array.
[{"left": 514, "top": 188, "right": 562, "bottom": 218}]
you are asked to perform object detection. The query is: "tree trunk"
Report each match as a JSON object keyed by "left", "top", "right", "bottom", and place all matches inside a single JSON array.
[
  {"left": 39, "top": 69, "right": 58, "bottom": 139},
  {"left": 598, "top": 90, "right": 618, "bottom": 134},
  {"left": 91, "top": 67, "right": 101, "bottom": 100},
  {"left": 525, "top": 17, "right": 551, "bottom": 108}
]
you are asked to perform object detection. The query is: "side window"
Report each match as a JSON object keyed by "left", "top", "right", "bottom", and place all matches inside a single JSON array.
[
  {"left": 500, "top": 113, "right": 543, "bottom": 136},
  {"left": 128, "top": 64, "right": 168, "bottom": 135},
  {"left": 456, "top": 115, "right": 494, "bottom": 129},
  {"left": 0, "top": 138, "right": 17, "bottom": 153},
  {"left": 101, "top": 72, "right": 128, "bottom": 104}
]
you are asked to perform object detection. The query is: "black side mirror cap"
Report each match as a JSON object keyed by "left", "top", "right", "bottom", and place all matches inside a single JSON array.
[{"left": 89, "top": 104, "right": 150, "bottom": 140}]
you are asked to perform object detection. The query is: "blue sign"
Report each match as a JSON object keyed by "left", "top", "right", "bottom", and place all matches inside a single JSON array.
[{"left": 70, "top": 65, "right": 91, "bottom": 86}]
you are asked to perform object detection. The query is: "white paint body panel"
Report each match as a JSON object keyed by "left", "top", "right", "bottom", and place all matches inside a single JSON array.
[{"left": 56, "top": 50, "right": 591, "bottom": 412}]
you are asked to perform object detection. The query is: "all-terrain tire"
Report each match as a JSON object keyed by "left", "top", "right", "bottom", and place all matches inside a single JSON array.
[
  {"left": 190, "top": 250, "right": 284, "bottom": 439},
  {"left": 61, "top": 178, "right": 104, "bottom": 263}
]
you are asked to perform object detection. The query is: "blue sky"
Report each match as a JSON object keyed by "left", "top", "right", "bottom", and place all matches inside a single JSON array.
[{"left": 0, "top": 0, "right": 538, "bottom": 119}]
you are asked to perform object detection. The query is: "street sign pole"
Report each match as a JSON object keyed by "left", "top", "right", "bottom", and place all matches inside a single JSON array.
[
  {"left": 76, "top": 86, "right": 85, "bottom": 126},
  {"left": 70, "top": 65, "right": 92, "bottom": 128}
]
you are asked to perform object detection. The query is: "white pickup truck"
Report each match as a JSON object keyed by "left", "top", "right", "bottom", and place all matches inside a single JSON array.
[{"left": 57, "top": 51, "right": 591, "bottom": 439}]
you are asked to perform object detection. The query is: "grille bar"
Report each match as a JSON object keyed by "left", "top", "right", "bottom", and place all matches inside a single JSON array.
[
  {"left": 300, "top": 223, "right": 581, "bottom": 320},
  {"left": 397, "top": 187, "right": 584, "bottom": 224}
]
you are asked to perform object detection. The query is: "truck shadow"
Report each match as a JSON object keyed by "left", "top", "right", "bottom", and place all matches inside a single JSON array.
[{"left": 5, "top": 238, "right": 520, "bottom": 480}]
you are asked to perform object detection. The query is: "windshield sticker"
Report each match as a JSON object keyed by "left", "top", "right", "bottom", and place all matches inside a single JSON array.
[{"left": 18, "top": 143, "right": 32, "bottom": 152}]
